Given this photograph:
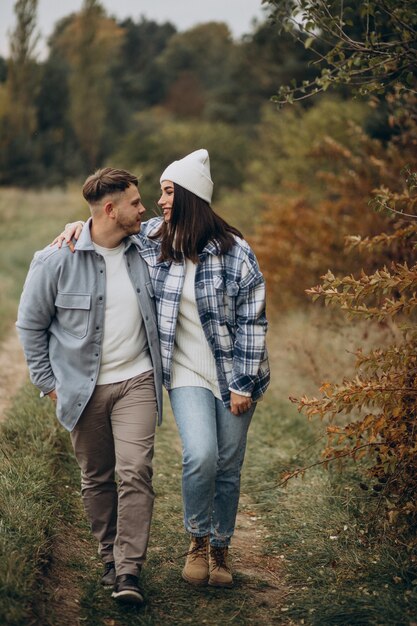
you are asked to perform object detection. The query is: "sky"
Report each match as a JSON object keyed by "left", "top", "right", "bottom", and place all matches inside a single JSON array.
[{"left": 0, "top": 0, "right": 269, "bottom": 58}]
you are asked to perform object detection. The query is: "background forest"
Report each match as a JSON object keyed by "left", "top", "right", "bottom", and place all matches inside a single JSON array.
[
  {"left": 1, "top": 0, "right": 417, "bottom": 624},
  {"left": 0, "top": 0, "right": 318, "bottom": 190}
]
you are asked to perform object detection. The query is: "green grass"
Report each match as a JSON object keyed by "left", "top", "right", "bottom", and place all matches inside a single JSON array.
[
  {"left": 1, "top": 384, "right": 416, "bottom": 625},
  {"left": 244, "top": 401, "right": 417, "bottom": 626},
  {"left": 0, "top": 186, "right": 85, "bottom": 341},
  {"left": 0, "top": 385, "right": 78, "bottom": 625}
]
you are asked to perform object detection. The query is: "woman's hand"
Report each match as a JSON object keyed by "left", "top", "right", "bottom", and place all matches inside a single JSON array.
[
  {"left": 51, "top": 221, "right": 84, "bottom": 252},
  {"left": 230, "top": 391, "right": 252, "bottom": 416}
]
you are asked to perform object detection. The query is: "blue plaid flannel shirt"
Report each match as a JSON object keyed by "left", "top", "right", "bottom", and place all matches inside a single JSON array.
[{"left": 135, "top": 217, "right": 270, "bottom": 407}]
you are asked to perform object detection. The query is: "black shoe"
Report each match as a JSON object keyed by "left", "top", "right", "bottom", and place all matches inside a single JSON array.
[
  {"left": 112, "top": 574, "right": 144, "bottom": 605},
  {"left": 101, "top": 561, "right": 116, "bottom": 588}
]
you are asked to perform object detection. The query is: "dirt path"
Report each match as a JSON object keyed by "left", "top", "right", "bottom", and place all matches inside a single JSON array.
[
  {"left": 169, "top": 426, "right": 288, "bottom": 622},
  {"left": 0, "top": 326, "right": 28, "bottom": 422},
  {"left": 233, "top": 496, "right": 288, "bottom": 620}
]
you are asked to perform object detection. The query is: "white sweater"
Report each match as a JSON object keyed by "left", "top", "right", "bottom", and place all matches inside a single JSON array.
[
  {"left": 171, "top": 259, "right": 222, "bottom": 399},
  {"left": 94, "top": 242, "right": 152, "bottom": 385}
]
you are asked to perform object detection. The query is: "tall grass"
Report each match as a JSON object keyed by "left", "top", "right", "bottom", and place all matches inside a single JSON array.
[{"left": 0, "top": 385, "right": 75, "bottom": 625}]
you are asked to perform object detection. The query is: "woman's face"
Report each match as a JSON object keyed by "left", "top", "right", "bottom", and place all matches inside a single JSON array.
[{"left": 158, "top": 180, "right": 174, "bottom": 223}]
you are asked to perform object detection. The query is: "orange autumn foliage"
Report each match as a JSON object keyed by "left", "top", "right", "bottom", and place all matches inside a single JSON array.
[
  {"left": 255, "top": 101, "right": 417, "bottom": 309},
  {"left": 268, "top": 95, "right": 417, "bottom": 527}
]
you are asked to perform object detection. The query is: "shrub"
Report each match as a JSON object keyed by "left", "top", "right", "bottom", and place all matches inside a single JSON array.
[{"left": 291, "top": 96, "right": 417, "bottom": 529}]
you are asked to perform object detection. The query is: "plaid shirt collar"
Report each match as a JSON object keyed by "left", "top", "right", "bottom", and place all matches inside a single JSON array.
[{"left": 137, "top": 227, "right": 221, "bottom": 264}]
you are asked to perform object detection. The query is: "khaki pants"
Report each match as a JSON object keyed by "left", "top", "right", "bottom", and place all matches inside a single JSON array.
[{"left": 70, "top": 370, "right": 157, "bottom": 576}]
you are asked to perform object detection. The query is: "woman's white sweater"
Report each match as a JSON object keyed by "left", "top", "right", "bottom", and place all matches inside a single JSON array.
[{"left": 171, "top": 259, "right": 222, "bottom": 399}]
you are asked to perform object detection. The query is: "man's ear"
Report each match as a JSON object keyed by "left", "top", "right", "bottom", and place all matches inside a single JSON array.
[{"left": 103, "top": 200, "right": 114, "bottom": 217}]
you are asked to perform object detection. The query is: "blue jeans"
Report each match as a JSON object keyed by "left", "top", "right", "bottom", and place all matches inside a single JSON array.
[{"left": 169, "top": 386, "right": 255, "bottom": 547}]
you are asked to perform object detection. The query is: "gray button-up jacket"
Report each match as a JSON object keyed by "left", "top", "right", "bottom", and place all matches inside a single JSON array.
[{"left": 16, "top": 220, "right": 163, "bottom": 432}]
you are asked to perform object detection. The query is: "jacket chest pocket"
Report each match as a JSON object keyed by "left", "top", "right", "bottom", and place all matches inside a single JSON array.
[
  {"left": 55, "top": 292, "right": 91, "bottom": 339},
  {"left": 213, "top": 275, "right": 238, "bottom": 326}
]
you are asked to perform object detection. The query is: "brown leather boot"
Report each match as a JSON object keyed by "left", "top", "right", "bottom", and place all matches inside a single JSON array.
[
  {"left": 182, "top": 535, "right": 209, "bottom": 586},
  {"left": 209, "top": 546, "right": 233, "bottom": 588}
]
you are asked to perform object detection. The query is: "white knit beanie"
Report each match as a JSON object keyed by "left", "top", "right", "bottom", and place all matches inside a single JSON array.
[{"left": 160, "top": 149, "right": 214, "bottom": 204}]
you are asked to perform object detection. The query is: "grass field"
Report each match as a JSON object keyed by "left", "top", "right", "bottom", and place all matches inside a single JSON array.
[
  {"left": 0, "top": 188, "right": 416, "bottom": 625},
  {"left": 0, "top": 186, "right": 86, "bottom": 342},
  {"left": 1, "top": 365, "right": 416, "bottom": 625}
]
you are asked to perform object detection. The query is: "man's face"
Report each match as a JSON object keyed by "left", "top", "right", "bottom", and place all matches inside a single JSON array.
[{"left": 112, "top": 184, "right": 146, "bottom": 235}]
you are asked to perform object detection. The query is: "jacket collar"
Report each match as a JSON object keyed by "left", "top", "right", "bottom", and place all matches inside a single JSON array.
[{"left": 199, "top": 239, "right": 221, "bottom": 260}]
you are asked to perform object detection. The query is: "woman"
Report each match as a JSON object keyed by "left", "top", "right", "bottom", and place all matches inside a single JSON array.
[{"left": 58, "top": 149, "right": 270, "bottom": 588}]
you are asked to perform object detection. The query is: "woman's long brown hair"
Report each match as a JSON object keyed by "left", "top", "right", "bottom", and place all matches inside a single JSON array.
[{"left": 150, "top": 183, "right": 243, "bottom": 263}]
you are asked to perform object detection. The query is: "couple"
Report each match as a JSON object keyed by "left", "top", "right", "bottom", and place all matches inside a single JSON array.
[{"left": 17, "top": 149, "right": 270, "bottom": 606}]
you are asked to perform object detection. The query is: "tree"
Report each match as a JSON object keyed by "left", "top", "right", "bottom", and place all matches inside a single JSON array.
[
  {"left": 35, "top": 52, "right": 80, "bottom": 183},
  {"left": 6, "top": 0, "right": 39, "bottom": 132},
  {"left": 253, "top": 99, "right": 413, "bottom": 307},
  {"left": 111, "top": 17, "right": 176, "bottom": 114},
  {"left": 0, "top": 57, "right": 7, "bottom": 83},
  {"left": 219, "top": 19, "right": 319, "bottom": 123},
  {"left": 265, "top": 0, "right": 417, "bottom": 104},
  {"left": 155, "top": 22, "right": 236, "bottom": 120},
  {"left": 0, "top": 0, "right": 40, "bottom": 184},
  {"left": 54, "top": 0, "right": 123, "bottom": 170},
  {"left": 154, "top": 19, "right": 318, "bottom": 124}
]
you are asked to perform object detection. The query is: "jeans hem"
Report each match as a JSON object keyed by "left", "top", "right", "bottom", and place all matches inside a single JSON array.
[
  {"left": 209, "top": 540, "right": 231, "bottom": 548},
  {"left": 186, "top": 529, "right": 210, "bottom": 538}
]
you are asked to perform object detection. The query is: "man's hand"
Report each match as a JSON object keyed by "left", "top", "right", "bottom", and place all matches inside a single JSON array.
[
  {"left": 230, "top": 391, "right": 252, "bottom": 416},
  {"left": 47, "top": 390, "right": 57, "bottom": 402},
  {"left": 51, "top": 221, "right": 84, "bottom": 252}
]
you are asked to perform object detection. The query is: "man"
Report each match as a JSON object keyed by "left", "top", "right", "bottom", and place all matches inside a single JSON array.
[{"left": 16, "top": 168, "right": 162, "bottom": 606}]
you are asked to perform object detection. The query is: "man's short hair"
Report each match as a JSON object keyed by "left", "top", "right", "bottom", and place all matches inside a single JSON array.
[{"left": 83, "top": 168, "right": 139, "bottom": 204}]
